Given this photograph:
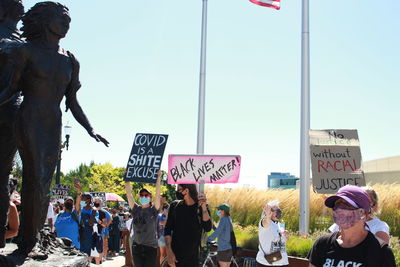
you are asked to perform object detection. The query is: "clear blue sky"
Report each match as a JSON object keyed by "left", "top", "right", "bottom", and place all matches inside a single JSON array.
[{"left": 23, "top": 0, "right": 400, "bottom": 188}]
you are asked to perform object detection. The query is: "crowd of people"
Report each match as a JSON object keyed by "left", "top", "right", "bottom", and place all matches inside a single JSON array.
[{"left": 3, "top": 173, "right": 397, "bottom": 267}]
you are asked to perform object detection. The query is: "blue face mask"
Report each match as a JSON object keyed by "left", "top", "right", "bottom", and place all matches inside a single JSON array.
[
  {"left": 80, "top": 201, "right": 86, "bottom": 207},
  {"left": 139, "top": 197, "right": 150, "bottom": 205},
  {"left": 216, "top": 210, "right": 221, "bottom": 217}
]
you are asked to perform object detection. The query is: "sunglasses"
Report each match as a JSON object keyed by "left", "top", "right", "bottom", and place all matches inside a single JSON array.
[{"left": 140, "top": 193, "right": 150, "bottom": 197}]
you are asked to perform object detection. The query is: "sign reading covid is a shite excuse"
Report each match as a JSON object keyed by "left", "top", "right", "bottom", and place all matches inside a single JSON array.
[
  {"left": 168, "top": 155, "right": 241, "bottom": 184},
  {"left": 310, "top": 129, "right": 365, "bottom": 194},
  {"left": 124, "top": 133, "right": 168, "bottom": 183},
  {"left": 53, "top": 184, "right": 70, "bottom": 198}
]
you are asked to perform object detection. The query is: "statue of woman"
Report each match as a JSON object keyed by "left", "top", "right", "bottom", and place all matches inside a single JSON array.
[{"left": 0, "top": 1, "right": 109, "bottom": 254}]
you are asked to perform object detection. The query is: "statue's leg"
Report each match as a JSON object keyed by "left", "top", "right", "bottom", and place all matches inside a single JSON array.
[
  {"left": 16, "top": 115, "right": 60, "bottom": 254},
  {"left": 0, "top": 112, "right": 17, "bottom": 248}
]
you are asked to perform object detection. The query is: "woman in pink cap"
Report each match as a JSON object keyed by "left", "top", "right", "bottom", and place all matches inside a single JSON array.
[{"left": 308, "top": 185, "right": 395, "bottom": 267}]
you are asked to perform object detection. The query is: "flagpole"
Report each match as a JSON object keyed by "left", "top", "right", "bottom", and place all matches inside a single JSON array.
[
  {"left": 299, "top": 0, "right": 310, "bottom": 235},
  {"left": 197, "top": 0, "right": 208, "bottom": 195}
]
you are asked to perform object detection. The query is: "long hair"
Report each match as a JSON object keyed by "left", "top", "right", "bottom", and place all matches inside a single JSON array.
[
  {"left": 0, "top": 0, "right": 24, "bottom": 22},
  {"left": 21, "top": 1, "right": 69, "bottom": 41}
]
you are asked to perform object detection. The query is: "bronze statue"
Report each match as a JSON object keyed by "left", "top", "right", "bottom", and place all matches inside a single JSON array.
[
  {"left": 0, "top": 1, "right": 109, "bottom": 254},
  {"left": 0, "top": 0, "right": 24, "bottom": 249}
]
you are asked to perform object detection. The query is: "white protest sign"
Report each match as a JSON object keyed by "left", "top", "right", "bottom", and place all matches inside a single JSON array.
[{"left": 310, "top": 129, "right": 365, "bottom": 194}]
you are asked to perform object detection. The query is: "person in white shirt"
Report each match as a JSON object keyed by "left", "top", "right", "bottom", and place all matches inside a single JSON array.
[
  {"left": 256, "top": 200, "right": 289, "bottom": 267},
  {"left": 46, "top": 201, "right": 56, "bottom": 232},
  {"left": 328, "top": 186, "right": 390, "bottom": 244}
]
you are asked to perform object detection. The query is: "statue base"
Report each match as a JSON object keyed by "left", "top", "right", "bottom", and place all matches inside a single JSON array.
[{"left": 0, "top": 230, "right": 89, "bottom": 267}]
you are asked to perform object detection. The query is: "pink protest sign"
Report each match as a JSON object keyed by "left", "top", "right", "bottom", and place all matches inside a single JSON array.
[{"left": 168, "top": 155, "right": 241, "bottom": 184}]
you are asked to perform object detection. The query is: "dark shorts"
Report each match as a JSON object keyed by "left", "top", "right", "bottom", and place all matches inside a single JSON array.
[{"left": 217, "top": 249, "right": 232, "bottom": 262}]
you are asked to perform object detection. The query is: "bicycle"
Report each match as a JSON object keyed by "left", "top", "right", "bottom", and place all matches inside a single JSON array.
[{"left": 160, "top": 241, "right": 240, "bottom": 267}]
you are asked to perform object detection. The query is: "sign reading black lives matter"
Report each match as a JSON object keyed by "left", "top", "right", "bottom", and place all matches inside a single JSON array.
[
  {"left": 53, "top": 184, "right": 70, "bottom": 198},
  {"left": 310, "top": 129, "right": 365, "bottom": 194},
  {"left": 124, "top": 133, "right": 168, "bottom": 183}
]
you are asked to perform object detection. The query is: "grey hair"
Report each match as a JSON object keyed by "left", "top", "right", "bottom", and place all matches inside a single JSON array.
[{"left": 261, "top": 199, "right": 280, "bottom": 219}]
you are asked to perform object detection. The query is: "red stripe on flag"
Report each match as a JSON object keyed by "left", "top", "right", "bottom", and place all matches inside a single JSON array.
[{"left": 249, "top": 0, "right": 281, "bottom": 10}]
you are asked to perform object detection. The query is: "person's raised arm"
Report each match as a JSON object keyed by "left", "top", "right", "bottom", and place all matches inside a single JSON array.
[
  {"left": 154, "top": 170, "right": 162, "bottom": 210},
  {"left": 125, "top": 182, "right": 136, "bottom": 209},
  {"left": 74, "top": 181, "right": 82, "bottom": 214}
]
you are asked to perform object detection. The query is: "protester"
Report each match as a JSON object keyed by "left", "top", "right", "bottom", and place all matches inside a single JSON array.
[
  {"left": 46, "top": 199, "right": 56, "bottom": 232},
  {"left": 125, "top": 213, "right": 134, "bottom": 267},
  {"left": 308, "top": 184, "right": 396, "bottom": 267},
  {"left": 157, "top": 203, "right": 169, "bottom": 264},
  {"left": 108, "top": 208, "right": 122, "bottom": 257},
  {"left": 207, "top": 203, "right": 233, "bottom": 267},
  {"left": 120, "top": 212, "right": 130, "bottom": 253},
  {"left": 80, "top": 193, "right": 100, "bottom": 264},
  {"left": 54, "top": 182, "right": 82, "bottom": 249},
  {"left": 93, "top": 197, "right": 110, "bottom": 262},
  {"left": 4, "top": 176, "right": 20, "bottom": 242},
  {"left": 328, "top": 186, "right": 390, "bottom": 244},
  {"left": 125, "top": 171, "right": 162, "bottom": 267},
  {"left": 256, "top": 200, "right": 289, "bottom": 267},
  {"left": 165, "top": 184, "right": 212, "bottom": 267}
]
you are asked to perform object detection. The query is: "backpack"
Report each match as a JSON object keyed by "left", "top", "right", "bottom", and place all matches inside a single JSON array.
[
  {"left": 229, "top": 220, "right": 237, "bottom": 256},
  {"left": 70, "top": 211, "right": 84, "bottom": 243}
]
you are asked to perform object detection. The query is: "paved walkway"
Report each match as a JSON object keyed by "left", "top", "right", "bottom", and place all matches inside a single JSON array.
[{"left": 90, "top": 255, "right": 126, "bottom": 267}]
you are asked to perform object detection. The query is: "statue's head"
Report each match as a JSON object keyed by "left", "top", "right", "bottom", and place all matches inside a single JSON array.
[
  {"left": 0, "top": 0, "right": 24, "bottom": 24},
  {"left": 21, "top": 1, "right": 70, "bottom": 41}
]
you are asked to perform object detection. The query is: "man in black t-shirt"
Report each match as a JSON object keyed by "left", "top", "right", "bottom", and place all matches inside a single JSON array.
[{"left": 165, "top": 184, "right": 212, "bottom": 267}]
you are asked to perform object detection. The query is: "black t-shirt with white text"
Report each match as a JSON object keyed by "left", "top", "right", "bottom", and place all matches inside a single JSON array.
[{"left": 308, "top": 231, "right": 382, "bottom": 267}]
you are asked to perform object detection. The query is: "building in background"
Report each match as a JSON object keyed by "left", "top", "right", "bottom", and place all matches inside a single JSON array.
[
  {"left": 363, "top": 155, "right": 400, "bottom": 184},
  {"left": 268, "top": 172, "right": 299, "bottom": 189}
]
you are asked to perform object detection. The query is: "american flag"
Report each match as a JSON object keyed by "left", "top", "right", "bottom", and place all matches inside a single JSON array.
[{"left": 249, "top": 0, "right": 281, "bottom": 10}]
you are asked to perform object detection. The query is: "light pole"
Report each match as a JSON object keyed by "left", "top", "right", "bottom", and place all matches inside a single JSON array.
[{"left": 55, "top": 124, "right": 72, "bottom": 184}]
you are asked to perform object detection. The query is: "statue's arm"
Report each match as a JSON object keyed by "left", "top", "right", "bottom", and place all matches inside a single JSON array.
[
  {"left": 65, "top": 53, "right": 109, "bottom": 147},
  {"left": 0, "top": 45, "right": 25, "bottom": 106}
]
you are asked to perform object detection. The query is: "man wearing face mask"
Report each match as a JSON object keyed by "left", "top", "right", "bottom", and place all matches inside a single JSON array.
[
  {"left": 54, "top": 182, "right": 82, "bottom": 249},
  {"left": 308, "top": 184, "right": 396, "bottom": 267},
  {"left": 93, "top": 197, "right": 111, "bottom": 262},
  {"left": 79, "top": 193, "right": 99, "bottom": 259},
  {"left": 164, "top": 184, "right": 212, "bottom": 267},
  {"left": 125, "top": 170, "right": 162, "bottom": 267}
]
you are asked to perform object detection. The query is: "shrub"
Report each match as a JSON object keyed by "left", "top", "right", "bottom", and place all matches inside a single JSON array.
[{"left": 206, "top": 184, "right": 400, "bottom": 237}]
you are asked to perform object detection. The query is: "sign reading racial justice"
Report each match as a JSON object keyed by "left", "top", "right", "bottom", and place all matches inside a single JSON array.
[
  {"left": 124, "top": 133, "right": 168, "bottom": 183},
  {"left": 310, "top": 129, "right": 365, "bottom": 194},
  {"left": 168, "top": 155, "right": 241, "bottom": 184}
]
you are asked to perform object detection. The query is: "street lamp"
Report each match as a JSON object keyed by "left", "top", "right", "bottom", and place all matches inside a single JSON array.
[{"left": 55, "top": 124, "right": 72, "bottom": 184}]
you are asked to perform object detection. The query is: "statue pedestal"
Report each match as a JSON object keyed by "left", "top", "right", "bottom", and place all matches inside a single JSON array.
[{"left": 0, "top": 243, "right": 89, "bottom": 267}]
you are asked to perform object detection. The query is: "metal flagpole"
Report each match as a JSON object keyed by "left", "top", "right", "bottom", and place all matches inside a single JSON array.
[
  {"left": 197, "top": 0, "right": 208, "bottom": 195},
  {"left": 299, "top": 0, "right": 310, "bottom": 235}
]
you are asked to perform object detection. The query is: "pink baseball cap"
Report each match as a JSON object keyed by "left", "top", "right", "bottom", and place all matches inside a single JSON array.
[{"left": 325, "top": 184, "right": 371, "bottom": 213}]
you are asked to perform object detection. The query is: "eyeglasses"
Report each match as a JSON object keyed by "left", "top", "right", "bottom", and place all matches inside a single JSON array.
[{"left": 140, "top": 193, "right": 150, "bottom": 197}]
